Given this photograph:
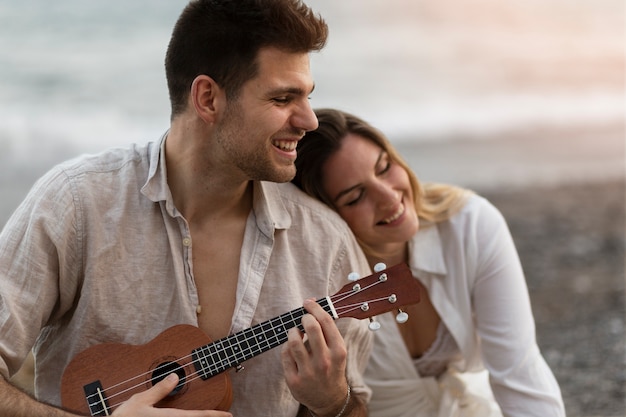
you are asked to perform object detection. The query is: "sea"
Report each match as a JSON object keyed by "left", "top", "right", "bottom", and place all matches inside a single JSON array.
[{"left": 0, "top": 0, "right": 623, "bottom": 187}]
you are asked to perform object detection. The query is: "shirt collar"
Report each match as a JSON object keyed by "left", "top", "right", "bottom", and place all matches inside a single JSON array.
[
  {"left": 408, "top": 222, "right": 448, "bottom": 276},
  {"left": 140, "top": 132, "right": 176, "bottom": 211},
  {"left": 252, "top": 181, "right": 292, "bottom": 238},
  {"left": 140, "top": 132, "right": 293, "bottom": 234}
]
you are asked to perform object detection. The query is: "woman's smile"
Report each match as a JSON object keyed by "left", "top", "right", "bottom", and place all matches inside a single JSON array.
[{"left": 378, "top": 202, "right": 405, "bottom": 225}]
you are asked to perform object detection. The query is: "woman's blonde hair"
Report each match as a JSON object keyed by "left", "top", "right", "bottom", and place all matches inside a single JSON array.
[{"left": 293, "top": 108, "right": 472, "bottom": 224}]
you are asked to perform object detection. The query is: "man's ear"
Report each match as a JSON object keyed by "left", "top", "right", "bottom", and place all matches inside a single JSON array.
[{"left": 190, "top": 75, "right": 225, "bottom": 124}]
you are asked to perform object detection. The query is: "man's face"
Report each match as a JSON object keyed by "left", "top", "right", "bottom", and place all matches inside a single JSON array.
[{"left": 214, "top": 47, "right": 318, "bottom": 183}]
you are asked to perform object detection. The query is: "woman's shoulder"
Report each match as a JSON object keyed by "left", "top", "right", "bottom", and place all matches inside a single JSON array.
[
  {"left": 440, "top": 193, "right": 510, "bottom": 244},
  {"left": 453, "top": 193, "right": 506, "bottom": 224}
]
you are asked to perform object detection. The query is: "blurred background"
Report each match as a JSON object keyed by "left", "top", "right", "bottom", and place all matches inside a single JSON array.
[
  {"left": 1, "top": 1, "right": 624, "bottom": 415},
  {"left": 0, "top": 0, "right": 623, "bottom": 195}
]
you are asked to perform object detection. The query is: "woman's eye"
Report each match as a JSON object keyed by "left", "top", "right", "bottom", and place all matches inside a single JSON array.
[
  {"left": 378, "top": 160, "right": 391, "bottom": 175},
  {"left": 345, "top": 192, "right": 363, "bottom": 206}
]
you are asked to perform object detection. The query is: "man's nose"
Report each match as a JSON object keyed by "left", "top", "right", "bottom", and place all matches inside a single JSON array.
[{"left": 292, "top": 100, "right": 318, "bottom": 132}]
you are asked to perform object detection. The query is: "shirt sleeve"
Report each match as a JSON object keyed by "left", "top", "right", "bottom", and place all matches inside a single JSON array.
[
  {"left": 0, "top": 167, "right": 82, "bottom": 378},
  {"left": 470, "top": 197, "right": 565, "bottom": 417}
]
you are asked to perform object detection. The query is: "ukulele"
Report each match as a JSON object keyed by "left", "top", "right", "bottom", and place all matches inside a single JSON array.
[{"left": 61, "top": 262, "right": 419, "bottom": 416}]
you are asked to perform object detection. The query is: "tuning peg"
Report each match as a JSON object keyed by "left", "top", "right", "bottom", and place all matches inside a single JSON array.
[
  {"left": 373, "top": 263, "right": 387, "bottom": 272},
  {"left": 347, "top": 272, "right": 360, "bottom": 282},
  {"left": 368, "top": 317, "right": 381, "bottom": 331},
  {"left": 395, "top": 309, "right": 409, "bottom": 324}
]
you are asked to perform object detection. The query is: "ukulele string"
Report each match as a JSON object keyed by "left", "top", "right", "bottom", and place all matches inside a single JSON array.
[
  {"left": 100, "top": 369, "right": 213, "bottom": 413},
  {"left": 331, "top": 296, "right": 392, "bottom": 316},
  {"left": 84, "top": 350, "right": 198, "bottom": 408},
  {"left": 87, "top": 356, "right": 215, "bottom": 412},
  {"left": 86, "top": 278, "right": 386, "bottom": 411},
  {"left": 329, "top": 277, "right": 385, "bottom": 308}
]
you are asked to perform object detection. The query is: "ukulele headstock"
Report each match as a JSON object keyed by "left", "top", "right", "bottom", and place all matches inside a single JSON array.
[{"left": 331, "top": 263, "right": 420, "bottom": 321}]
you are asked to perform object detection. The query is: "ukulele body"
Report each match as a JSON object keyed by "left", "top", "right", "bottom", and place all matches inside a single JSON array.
[{"left": 61, "top": 324, "right": 232, "bottom": 415}]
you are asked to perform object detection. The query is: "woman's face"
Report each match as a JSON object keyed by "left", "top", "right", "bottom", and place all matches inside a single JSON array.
[{"left": 322, "top": 133, "right": 419, "bottom": 255}]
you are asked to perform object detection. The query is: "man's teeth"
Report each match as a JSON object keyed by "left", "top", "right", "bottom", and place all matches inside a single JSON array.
[
  {"left": 274, "top": 140, "right": 297, "bottom": 151},
  {"left": 381, "top": 205, "right": 404, "bottom": 224}
]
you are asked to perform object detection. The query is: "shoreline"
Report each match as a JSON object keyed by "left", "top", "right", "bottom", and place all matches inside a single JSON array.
[{"left": 393, "top": 122, "right": 625, "bottom": 193}]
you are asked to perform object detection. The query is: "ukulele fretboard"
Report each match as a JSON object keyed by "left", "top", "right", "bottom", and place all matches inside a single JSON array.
[{"left": 192, "top": 297, "right": 335, "bottom": 379}]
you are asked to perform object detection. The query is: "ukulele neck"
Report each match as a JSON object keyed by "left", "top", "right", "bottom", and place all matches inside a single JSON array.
[{"left": 192, "top": 296, "right": 335, "bottom": 379}]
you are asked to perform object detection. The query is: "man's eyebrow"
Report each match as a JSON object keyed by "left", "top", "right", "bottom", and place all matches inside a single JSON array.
[{"left": 267, "top": 83, "right": 316, "bottom": 96}]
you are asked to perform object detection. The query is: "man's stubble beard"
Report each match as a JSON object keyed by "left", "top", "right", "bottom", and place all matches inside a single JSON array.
[{"left": 216, "top": 101, "right": 296, "bottom": 183}]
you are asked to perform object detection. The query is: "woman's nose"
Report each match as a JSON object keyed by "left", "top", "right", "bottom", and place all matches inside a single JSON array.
[{"left": 374, "top": 181, "right": 400, "bottom": 207}]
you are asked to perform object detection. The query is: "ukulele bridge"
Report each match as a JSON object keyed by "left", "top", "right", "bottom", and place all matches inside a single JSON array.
[{"left": 83, "top": 380, "right": 111, "bottom": 416}]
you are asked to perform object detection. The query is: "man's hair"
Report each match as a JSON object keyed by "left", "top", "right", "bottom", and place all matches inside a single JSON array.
[{"left": 165, "top": 0, "right": 328, "bottom": 117}]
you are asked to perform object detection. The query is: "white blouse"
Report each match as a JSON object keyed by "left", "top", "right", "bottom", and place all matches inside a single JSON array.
[
  {"left": 413, "top": 321, "right": 462, "bottom": 378},
  {"left": 364, "top": 195, "right": 565, "bottom": 417}
]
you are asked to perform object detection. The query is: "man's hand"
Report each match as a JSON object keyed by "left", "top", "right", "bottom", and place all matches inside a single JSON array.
[
  {"left": 281, "top": 299, "right": 352, "bottom": 416},
  {"left": 111, "top": 373, "right": 232, "bottom": 417}
]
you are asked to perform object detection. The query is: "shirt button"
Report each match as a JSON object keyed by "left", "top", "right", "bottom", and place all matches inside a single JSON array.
[{"left": 182, "top": 237, "right": 192, "bottom": 247}]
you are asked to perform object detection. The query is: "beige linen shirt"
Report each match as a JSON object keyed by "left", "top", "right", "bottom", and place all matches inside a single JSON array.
[{"left": 0, "top": 134, "right": 373, "bottom": 416}]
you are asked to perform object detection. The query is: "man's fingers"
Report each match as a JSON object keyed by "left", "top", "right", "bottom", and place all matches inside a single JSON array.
[
  {"left": 284, "top": 327, "right": 308, "bottom": 363},
  {"left": 111, "top": 373, "right": 234, "bottom": 417},
  {"left": 283, "top": 326, "right": 312, "bottom": 389},
  {"left": 302, "top": 299, "right": 344, "bottom": 351},
  {"left": 144, "top": 373, "right": 180, "bottom": 404}
]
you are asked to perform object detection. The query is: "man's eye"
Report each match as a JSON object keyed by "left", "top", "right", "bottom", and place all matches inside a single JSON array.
[{"left": 273, "top": 97, "right": 290, "bottom": 104}]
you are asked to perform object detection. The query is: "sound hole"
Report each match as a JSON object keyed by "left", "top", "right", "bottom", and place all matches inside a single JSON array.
[{"left": 151, "top": 361, "right": 186, "bottom": 396}]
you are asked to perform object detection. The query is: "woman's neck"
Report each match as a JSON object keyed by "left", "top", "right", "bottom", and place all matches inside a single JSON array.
[{"left": 365, "top": 241, "right": 409, "bottom": 269}]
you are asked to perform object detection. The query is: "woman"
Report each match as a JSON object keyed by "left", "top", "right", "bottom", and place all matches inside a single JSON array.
[{"left": 292, "top": 109, "right": 565, "bottom": 417}]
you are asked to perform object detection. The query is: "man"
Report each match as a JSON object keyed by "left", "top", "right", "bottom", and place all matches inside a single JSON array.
[{"left": 0, "top": 1, "right": 373, "bottom": 416}]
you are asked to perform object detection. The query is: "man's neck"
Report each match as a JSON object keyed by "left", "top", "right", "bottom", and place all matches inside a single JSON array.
[{"left": 164, "top": 120, "right": 253, "bottom": 224}]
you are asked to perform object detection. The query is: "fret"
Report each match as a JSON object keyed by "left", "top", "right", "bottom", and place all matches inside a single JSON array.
[
  {"left": 235, "top": 330, "right": 253, "bottom": 361},
  {"left": 221, "top": 338, "right": 236, "bottom": 367},
  {"left": 193, "top": 297, "right": 336, "bottom": 380},
  {"left": 192, "top": 346, "right": 211, "bottom": 379},
  {"left": 240, "top": 328, "right": 257, "bottom": 361},
  {"left": 318, "top": 296, "right": 336, "bottom": 319},
  {"left": 248, "top": 326, "right": 263, "bottom": 357},
  {"left": 214, "top": 341, "right": 227, "bottom": 368},
  {"left": 282, "top": 307, "right": 305, "bottom": 332},
  {"left": 268, "top": 316, "right": 288, "bottom": 345},
  {"left": 258, "top": 322, "right": 273, "bottom": 351},
  {"left": 205, "top": 343, "right": 221, "bottom": 375},
  {"left": 205, "top": 343, "right": 221, "bottom": 374}
]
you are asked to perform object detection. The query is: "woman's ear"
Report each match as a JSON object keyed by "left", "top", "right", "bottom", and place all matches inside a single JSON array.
[{"left": 190, "top": 75, "right": 225, "bottom": 124}]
